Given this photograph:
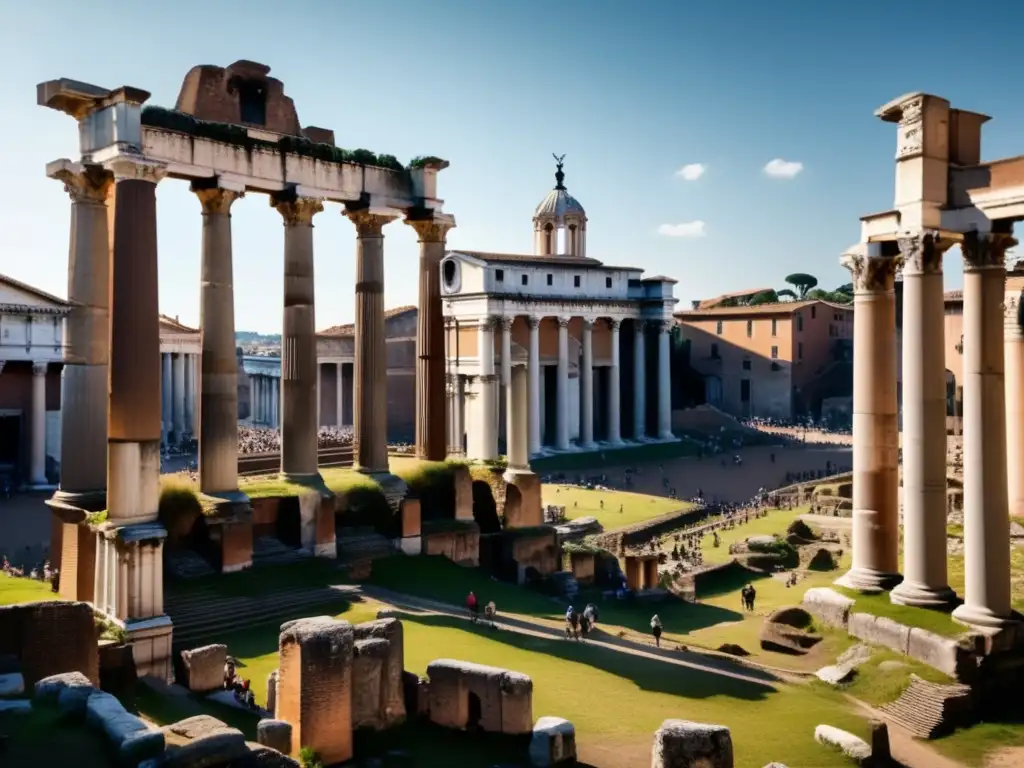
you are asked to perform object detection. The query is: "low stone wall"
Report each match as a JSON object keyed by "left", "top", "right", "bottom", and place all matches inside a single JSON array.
[
  {"left": 568, "top": 552, "right": 596, "bottom": 585},
  {"left": 0, "top": 600, "right": 99, "bottom": 686},
  {"left": 424, "top": 659, "right": 533, "bottom": 735},
  {"left": 591, "top": 507, "right": 711, "bottom": 555},
  {"left": 251, "top": 497, "right": 280, "bottom": 538},
  {"left": 511, "top": 529, "right": 560, "bottom": 578},
  {"left": 423, "top": 521, "right": 481, "bottom": 566},
  {"left": 848, "top": 612, "right": 975, "bottom": 680}
]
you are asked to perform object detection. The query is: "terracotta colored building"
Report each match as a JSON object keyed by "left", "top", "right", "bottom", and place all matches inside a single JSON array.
[{"left": 675, "top": 299, "right": 854, "bottom": 420}]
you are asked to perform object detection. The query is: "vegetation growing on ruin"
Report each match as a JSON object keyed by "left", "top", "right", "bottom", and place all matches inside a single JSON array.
[
  {"left": 140, "top": 106, "right": 406, "bottom": 172},
  {"left": 408, "top": 155, "right": 447, "bottom": 169}
]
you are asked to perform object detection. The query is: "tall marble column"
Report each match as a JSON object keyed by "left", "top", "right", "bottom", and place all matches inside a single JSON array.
[
  {"left": 507, "top": 364, "right": 529, "bottom": 470},
  {"left": 30, "top": 363, "right": 48, "bottom": 486},
  {"left": 452, "top": 375, "right": 465, "bottom": 455},
  {"left": 47, "top": 161, "right": 111, "bottom": 509},
  {"left": 344, "top": 206, "right": 398, "bottom": 476},
  {"left": 161, "top": 353, "right": 172, "bottom": 447},
  {"left": 477, "top": 317, "right": 498, "bottom": 460},
  {"left": 835, "top": 245, "right": 901, "bottom": 592},
  {"left": 247, "top": 373, "right": 255, "bottom": 423},
  {"left": 273, "top": 193, "right": 324, "bottom": 483},
  {"left": 193, "top": 183, "right": 244, "bottom": 500},
  {"left": 316, "top": 363, "right": 322, "bottom": 428},
  {"left": 183, "top": 354, "right": 195, "bottom": 437},
  {"left": 657, "top": 320, "right": 674, "bottom": 440},
  {"left": 406, "top": 215, "right": 455, "bottom": 461},
  {"left": 335, "top": 362, "right": 344, "bottom": 427},
  {"left": 634, "top": 320, "right": 646, "bottom": 440},
  {"left": 172, "top": 353, "right": 186, "bottom": 441},
  {"left": 608, "top": 319, "right": 622, "bottom": 444},
  {"left": 527, "top": 318, "right": 541, "bottom": 455},
  {"left": 891, "top": 233, "right": 955, "bottom": 607},
  {"left": 953, "top": 231, "right": 1017, "bottom": 628},
  {"left": 580, "top": 319, "right": 595, "bottom": 449},
  {"left": 272, "top": 378, "right": 280, "bottom": 429},
  {"left": 555, "top": 317, "right": 570, "bottom": 450},
  {"left": 1005, "top": 285, "right": 1024, "bottom": 518}
]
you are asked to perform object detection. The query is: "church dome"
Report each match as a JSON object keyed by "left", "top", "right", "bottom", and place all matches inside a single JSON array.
[{"left": 533, "top": 155, "right": 586, "bottom": 219}]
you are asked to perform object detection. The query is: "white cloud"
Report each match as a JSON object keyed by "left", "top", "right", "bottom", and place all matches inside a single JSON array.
[
  {"left": 675, "top": 163, "right": 706, "bottom": 181},
  {"left": 763, "top": 158, "right": 804, "bottom": 179},
  {"left": 658, "top": 221, "right": 706, "bottom": 238}
]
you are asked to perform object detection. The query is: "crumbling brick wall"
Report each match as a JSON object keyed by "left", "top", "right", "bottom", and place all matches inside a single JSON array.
[
  {"left": 425, "top": 659, "right": 533, "bottom": 735},
  {"left": 352, "top": 618, "right": 406, "bottom": 727},
  {"left": 0, "top": 600, "right": 99, "bottom": 685}
]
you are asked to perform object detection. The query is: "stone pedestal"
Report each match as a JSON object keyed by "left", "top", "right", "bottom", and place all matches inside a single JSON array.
[
  {"left": 400, "top": 498, "right": 422, "bottom": 556},
  {"left": 835, "top": 247, "right": 902, "bottom": 593},
  {"left": 503, "top": 469, "right": 543, "bottom": 528},
  {"left": 298, "top": 490, "right": 337, "bottom": 559},
  {"left": 273, "top": 194, "right": 324, "bottom": 486}
]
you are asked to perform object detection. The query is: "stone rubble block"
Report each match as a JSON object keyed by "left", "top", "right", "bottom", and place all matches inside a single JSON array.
[
  {"left": 814, "top": 724, "right": 871, "bottom": 762},
  {"left": 257, "top": 719, "right": 293, "bottom": 755},
  {"left": 266, "top": 669, "right": 278, "bottom": 717},
  {"left": 815, "top": 664, "right": 855, "bottom": 686},
  {"left": 425, "top": 659, "right": 533, "bottom": 735},
  {"left": 907, "top": 627, "right": 971, "bottom": 679},
  {"left": 651, "top": 719, "right": 734, "bottom": 768},
  {"left": 529, "top": 716, "right": 576, "bottom": 766},
  {"left": 353, "top": 617, "right": 406, "bottom": 726},
  {"left": 0, "top": 671, "right": 25, "bottom": 696},
  {"left": 179, "top": 643, "right": 227, "bottom": 693},
  {"left": 848, "top": 612, "right": 911, "bottom": 654},
  {"left": 160, "top": 721, "right": 248, "bottom": 768},
  {"left": 801, "top": 587, "right": 855, "bottom": 629},
  {"left": 352, "top": 638, "right": 390, "bottom": 729},
  {"left": 34, "top": 670, "right": 96, "bottom": 717},
  {"left": 86, "top": 689, "right": 166, "bottom": 765}
]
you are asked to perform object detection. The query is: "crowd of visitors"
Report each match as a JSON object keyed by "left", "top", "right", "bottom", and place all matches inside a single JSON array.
[{"left": 2, "top": 555, "right": 58, "bottom": 592}]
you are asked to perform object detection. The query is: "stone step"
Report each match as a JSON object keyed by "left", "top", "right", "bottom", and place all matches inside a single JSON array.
[
  {"left": 164, "top": 550, "right": 217, "bottom": 581},
  {"left": 879, "top": 675, "right": 973, "bottom": 739}
]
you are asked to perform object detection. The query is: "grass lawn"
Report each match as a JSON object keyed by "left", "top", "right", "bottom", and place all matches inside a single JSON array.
[
  {"left": 542, "top": 484, "right": 688, "bottom": 530},
  {"left": 0, "top": 574, "right": 57, "bottom": 606},
  {"left": 932, "top": 717, "right": 1024, "bottom": 766},
  {"left": 699, "top": 505, "right": 810, "bottom": 566},
  {"left": 832, "top": 587, "right": 965, "bottom": 638},
  {"left": 833, "top": 648, "right": 951, "bottom": 707}
]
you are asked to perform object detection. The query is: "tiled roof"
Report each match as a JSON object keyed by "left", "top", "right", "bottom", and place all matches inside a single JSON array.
[
  {"left": 676, "top": 299, "right": 853, "bottom": 319},
  {"left": 0, "top": 273, "right": 69, "bottom": 307},
  {"left": 159, "top": 314, "right": 198, "bottom": 333},
  {"left": 697, "top": 287, "right": 774, "bottom": 309},
  {"left": 452, "top": 250, "right": 604, "bottom": 267},
  {"left": 318, "top": 305, "right": 417, "bottom": 336}
]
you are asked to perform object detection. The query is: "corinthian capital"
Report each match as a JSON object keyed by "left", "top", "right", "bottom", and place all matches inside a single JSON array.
[
  {"left": 527, "top": 317, "right": 541, "bottom": 330},
  {"left": 103, "top": 155, "right": 167, "bottom": 185},
  {"left": 608, "top": 318, "right": 622, "bottom": 331},
  {"left": 961, "top": 230, "right": 1018, "bottom": 272},
  {"left": 841, "top": 247, "right": 899, "bottom": 293},
  {"left": 344, "top": 206, "right": 398, "bottom": 237},
  {"left": 47, "top": 160, "right": 112, "bottom": 205},
  {"left": 405, "top": 213, "right": 456, "bottom": 244},
  {"left": 897, "top": 231, "right": 950, "bottom": 275},
  {"left": 192, "top": 183, "right": 244, "bottom": 216},
  {"left": 272, "top": 193, "right": 324, "bottom": 226}
]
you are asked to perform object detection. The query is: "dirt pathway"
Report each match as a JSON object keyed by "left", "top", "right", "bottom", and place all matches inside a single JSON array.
[{"left": 847, "top": 697, "right": 968, "bottom": 768}]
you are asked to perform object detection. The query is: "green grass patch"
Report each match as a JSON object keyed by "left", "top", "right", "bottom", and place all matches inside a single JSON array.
[
  {"left": 932, "top": 716, "right": 1024, "bottom": 766},
  {"left": 835, "top": 649, "right": 951, "bottom": 707},
  {"left": 700, "top": 506, "right": 810, "bottom": 566},
  {"left": 237, "top": 475, "right": 309, "bottom": 499},
  {"left": 543, "top": 484, "right": 688, "bottom": 531},
  {"left": 0, "top": 574, "right": 57, "bottom": 606},
  {"left": 832, "top": 588, "right": 965, "bottom": 638},
  {"left": 168, "top": 558, "right": 348, "bottom": 599}
]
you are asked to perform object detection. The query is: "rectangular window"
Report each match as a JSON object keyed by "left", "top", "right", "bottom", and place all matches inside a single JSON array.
[
  {"left": 716, "top": 320, "right": 723, "bottom": 335},
  {"left": 742, "top": 359, "right": 751, "bottom": 371},
  {"left": 798, "top": 342, "right": 804, "bottom": 360},
  {"left": 495, "top": 269, "right": 504, "bottom": 283},
  {"left": 521, "top": 274, "right": 528, "bottom": 286},
  {"left": 771, "top": 318, "right": 777, "bottom": 337},
  {"left": 811, "top": 306, "right": 817, "bottom": 319},
  {"left": 771, "top": 346, "right": 778, "bottom": 359},
  {"left": 797, "top": 314, "right": 803, "bottom": 332},
  {"left": 711, "top": 343, "right": 720, "bottom": 359},
  {"left": 605, "top": 276, "right": 612, "bottom": 288},
  {"left": 746, "top": 319, "right": 753, "bottom": 338},
  {"left": 574, "top": 275, "right": 581, "bottom": 288},
  {"left": 546, "top": 274, "right": 553, "bottom": 286}
]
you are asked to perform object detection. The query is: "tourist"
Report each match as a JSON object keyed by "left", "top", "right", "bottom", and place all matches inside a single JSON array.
[
  {"left": 746, "top": 584, "right": 757, "bottom": 612},
  {"left": 224, "top": 660, "right": 237, "bottom": 690},
  {"left": 579, "top": 610, "right": 591, "bottom": 641},
  {"left": 650, "top": 614, "right": 663, "bottom": 648},
  {"left": 583, "top": 603, "right": 598, "bottom": 629},
  {"left": 740, "top": 584, "right": 752, "bottom": 611},
  {"left": 484, "top": 601, "right": 497, "bottom": 629},
  {"left": 565, "top": 606, "right": 580, "bottom": 640},
  {"left": 466, "top": 591, "right": 478, "bottom": 623}
]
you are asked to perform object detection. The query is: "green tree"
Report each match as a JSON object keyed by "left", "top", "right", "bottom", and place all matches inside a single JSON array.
[
  {"left": 784, "top": 273, "right": 819, "bottom": 299},
  {"left": 748, "top": 289, "right": 779, "bottom": 305}
]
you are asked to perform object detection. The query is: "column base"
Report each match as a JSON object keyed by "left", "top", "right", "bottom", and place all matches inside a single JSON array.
[
  {"left": 199, "top": 489, "right": 251, "bottom": 511},
  {"left": 280, "top": 471, "right": 327, "bottom": 492},
  {"left": 834, "top": 567, "right": 902, "bottom": 594},
  {"left": 577, "top": 442, "right": 597, "bottom": 452},
  {"left": 658, "top": 431, "right": 676, "bottom": 441},
  {"left": 502, "top": 468, "right": 543, "bottom": 528},
  {"left": 952, "top": 602, "right": 1021, "bottom": 631},
  {"left": 890, "top": 580, "right": 958, "bottom": 609},
  {"left": 47, "top": 489, "right": 107, "bottom": 516}
]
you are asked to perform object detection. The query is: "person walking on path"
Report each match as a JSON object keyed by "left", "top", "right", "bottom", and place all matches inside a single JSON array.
[
  {"left": 650, "top": 614, "right": 663, "bottom": 648},
  {"left": 467, "top": 591, "right": 478, "bottom": 623},
  {"left": 565, "top": 606, "right": 580, "bottom": 641}
]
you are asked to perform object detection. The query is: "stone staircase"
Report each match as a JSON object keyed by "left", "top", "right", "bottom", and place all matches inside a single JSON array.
[
  {"left": 336, "top": 529, "right": 394, "bottom": 565},
  {"left": 164, "top": 549, "right": 217, "bottom": 580},
  {"left": 879, "top": 674, "right": 973, "bottom": 739},
  {"left": 252, "top": 535, "right": 310, "bottom": 567},
  {"left": 166, "top": 583, "right": 356, "bottom": 650}
]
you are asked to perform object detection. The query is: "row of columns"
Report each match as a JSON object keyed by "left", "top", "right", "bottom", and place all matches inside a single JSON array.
[
  {"left": 454, "top": 316, "right": 674, "bottom": 461},
  {"left": 159, "top": 352, "right": 198, "bottom": 446},
  {"left": 249, "top": 374, "right": 280, "bottom": 428},
  {"left": 838, "top": 230, "right": 1018, "bottom": 629}
]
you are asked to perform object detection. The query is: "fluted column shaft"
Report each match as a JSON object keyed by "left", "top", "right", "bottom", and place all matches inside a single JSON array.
[
  {"left": 31, "top": 363, "right": 48, "bottom": 485},
  {"left": 556, "top": 317, "right": 570, "bottom": 450},
  {"left": 836, "top": 247, "right": 901, "bottom": 591},
  {"left": 103, "top": 157, "right": 166, "bottom": 525},
  {"left": 658, "top": 321, "right": 673, "bottom": 439},
  {"left": 183, "top": 354, "right": 195, "bottom": 436},
  {"left": 194, "top": 184, "right": 243, "bottom": 496},
  {"left": 892, "top": 233, "right": 955, "bottom": 607},
  {"left": 273, "top": 194, "right": 324, "bottom": 481},
  {"left": 1005, "top": 287, "right": 1024, "bottom": 517},
  {"left": 953, "top": 232, "right": 1016, "bottom": 628},
  {"left": 335, "top": 362, "right": 344, "bottom": 427},
  {"left": 172, "top": 354, "right": 186, "bottom": 440},
  {"left": 608, "top": 320, "right": 622, "bottom": 444},
  {"left": 453, "top": 375, "right": 465, "bottom": 454},
  {"left": 528, "top": 318, "right": 541, "bottom": 455},
  {"left": 580, "top": 320, "right": 594, "bottom": 448},
  {"left": 634, "top": 320, "right": 646, "bottom": 439},
  {"left": 161, "top": 354, "right": 172, "bottom": 446},
  {"left": 346, "top": 207, "right": 397, "bottom": 474},
  {"left": 49, "top": 163, "right": 112, "bottom": 507},
  {"left": 407, "top": 216, "right": 455, "bottom": 461}
]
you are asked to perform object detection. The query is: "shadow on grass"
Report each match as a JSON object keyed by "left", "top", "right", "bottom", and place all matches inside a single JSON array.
[
  {"left": 395, "top": 610, "right": 779, "bottom": 702},
  {"left": 933, "top": 706, "right": 1024, "bottom": 766},
  {"left": 573, "top": 585, "right": 745, "bottom": 637},
  {"left": 1, "top": 703, "right": 114, "bottom": 768},
  {"left": 167, "top": 558, "right": 347, "bottom": 598},
  {"left": 695, "top": 561, "right": 771, "bottom": 601}
]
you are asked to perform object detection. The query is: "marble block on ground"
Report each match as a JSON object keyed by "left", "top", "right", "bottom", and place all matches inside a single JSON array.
[
  {"left": 652, "top": 719, "right": 734, "bottom": 768},
  {"left": 529, "top": 716, "right": 576, "bottom": 766},
  {"left": 180, "top": 644, "right": 227, "bottom": 693}
]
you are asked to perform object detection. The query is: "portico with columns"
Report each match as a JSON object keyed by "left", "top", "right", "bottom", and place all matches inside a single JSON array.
[
  {"left": 839, "top": 90, "right": 1024, "bottom": 635},
  {"left": 37, "top": 61, "right": 453, "bottom": 678},
  {"left": 158, "top": 316, "right": 200, "bottom": 447}
]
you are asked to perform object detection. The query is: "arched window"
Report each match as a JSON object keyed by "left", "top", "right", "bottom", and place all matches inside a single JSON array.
[{"left": 544, "top": 222, "right": 554, "bottom": 253}]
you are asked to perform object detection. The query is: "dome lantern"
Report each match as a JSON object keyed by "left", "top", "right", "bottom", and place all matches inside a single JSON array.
[{"left": 532, "top": 154, "right": 587, "bottom": 258}]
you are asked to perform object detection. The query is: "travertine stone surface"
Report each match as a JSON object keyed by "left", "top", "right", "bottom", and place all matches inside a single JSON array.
[
  {"left": 425, "top": 659, "right": 533, "bottom": 735},
  {"left": 651, "top": 719, "right": 734, "bottom": 768},
  {"left": 352, "top": 638, "right": 389, "bottom": 729},
  {"left": 180, "top": 643, "right": 227, "bottom": 693},
  {"left": 353, "top": 618, "right": 406, "bottom": 726}
]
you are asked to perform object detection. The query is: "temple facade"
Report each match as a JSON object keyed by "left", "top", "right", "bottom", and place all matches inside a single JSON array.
[{"left": 441, "top": 159, "right": 678, "bottom": 465}]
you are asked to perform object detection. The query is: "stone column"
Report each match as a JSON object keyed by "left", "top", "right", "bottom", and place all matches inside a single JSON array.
[
  {"left": 316, "top": 363, "right": 322, "bottom": 428},
  {"left": 344, "top": 206, "right": 398, "bottom": 476},
  {"left": 273, "top": 378, "right": 280, "bottom": 429},
  {"left": 634, "top": 320, "right": 646, "bottom": 440},
  {"left": 273, "top": 194, "right": 324, "bottom": 484},
  {"left": 172, "top": 353, "right": 185, "bottom": 442},
  {"left": 406, "top": 215, "right": 455, "bottom": 461},
  {"left": 953, "top": 231, "right": 1017, "bottom": 629},
  {"left": 335, "top": 362, "right": 344, "bottom": 427},
  {"left": 891, "top": 233, "right": 955, "bottom": 607},
  {"left": 507, "top": 364, "right": 529, "bottom": 469},
  {"left": 183, "top": 354, "right": 195, "bottom": 437},
  {"left": 47, "top": 161, "right": 111, "bottom": 509},
  {"left": 580, "top": 319, "right": 595, "bottom": 449},
  {"left": 527, "top": 318, "right": 541, "bottom": 456},
  {"left": 608, "top": 319, "right": 622, "bottom": 444},
  {"left": 477, "top": 317, "right": 498, "bottom": 461},
  {"left": 193, "top": 184, "right": 244, "bottom": 499},
  {"left": 835, "top": 245, "right": 901, "bottom": 592},
  {"left": 161, "top": 353, "right": 172, "bottom": 447},
  {"left": 452, "top": 375, "right": 464, "bottom": 455},
  {"left": 247, "top": 372, "right": 255, "bottom": 423},
  {"left": 30, "top": 363, "right": 48, "bottom": 486},
  {"left": 556, "top": 317, "right": 570, "bottom": 450},
  {"left": 1005, "top": 286, "right": 1024, "bottom": 517},
  {"left": 657, "top": 320, "right": 674, "bottom": 440}
]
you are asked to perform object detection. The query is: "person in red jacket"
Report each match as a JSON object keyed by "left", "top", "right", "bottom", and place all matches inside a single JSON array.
[{"left": 467, "top": 591, "right": 478, "bottom": 623}]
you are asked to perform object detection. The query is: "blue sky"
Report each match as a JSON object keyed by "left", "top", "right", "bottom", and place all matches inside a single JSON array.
[{"left": 2, "top": 0, "right": 1022, "bottom": 333}]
